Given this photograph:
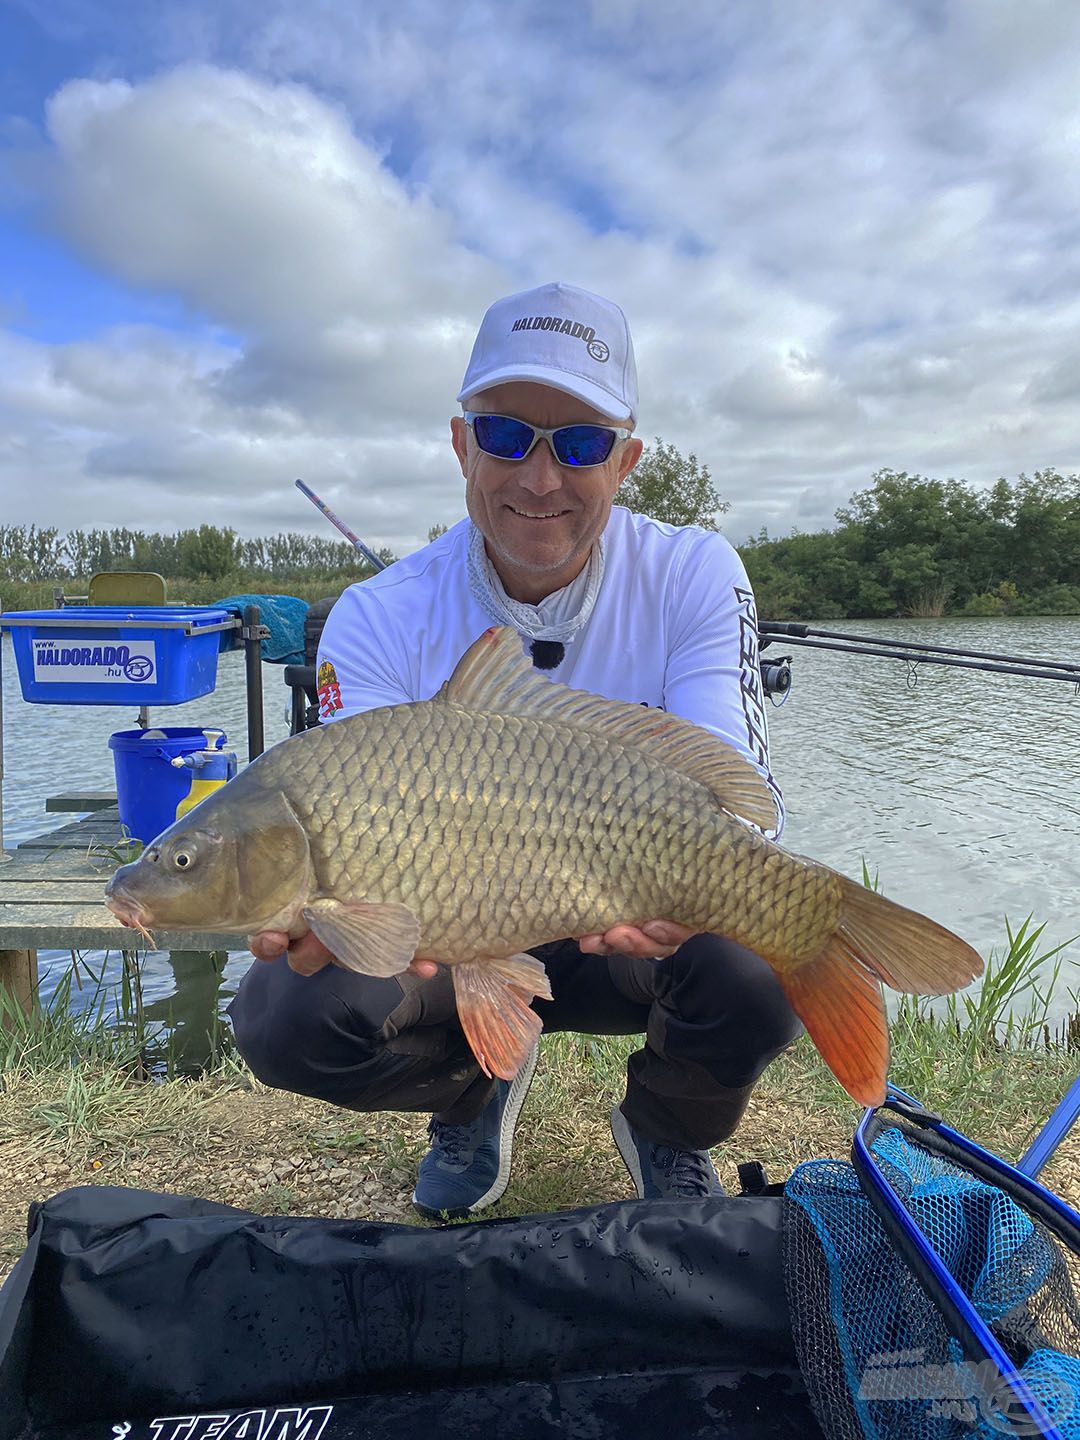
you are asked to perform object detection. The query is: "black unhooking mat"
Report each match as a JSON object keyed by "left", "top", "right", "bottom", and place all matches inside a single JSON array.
[{"left": 0, "top": 1185, "right": 820, "bottom": 1439}]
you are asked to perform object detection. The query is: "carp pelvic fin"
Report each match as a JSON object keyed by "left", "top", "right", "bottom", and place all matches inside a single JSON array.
[
  {"left": 451, "top": 952, "right": 553, "bottom": 1081},
  {"left": 440, "top": 627, "right": 778, "bottom": 830},
  {"left": 303, "top": 897, "right": 421, "bottom": 977}
]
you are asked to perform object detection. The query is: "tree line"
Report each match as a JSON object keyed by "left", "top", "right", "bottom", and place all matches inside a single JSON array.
[
  {"left": 739, "top": 468, "right": 1080, "bottom": 618},
  {"left": 2, "top": 453, "right": 1077, "bottom": 619},
  {"left": 0, "top": 525, "right": 394, "bottom": 585}
]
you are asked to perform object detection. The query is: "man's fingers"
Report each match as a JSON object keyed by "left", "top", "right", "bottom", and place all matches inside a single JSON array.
[
  {"left": 285, "top": 931, "right": 334, "bottom": 975},
  {"left": 287, "top": 951, "right": 331, "bottom": 976},
  {"left": 579, "top": 920, "right": 694, "bottom": 959},
  {"left": 600, "top": 925, "right": 644, "bottom": 954},
  {"left": 578, "top": 934, "right": 614, "bottom": 957},
  {"left": 250, "top": 930, "right": 290, "bottom": 962},
  {"left": 641, "top": 920, "right": 694, "bottom": 948},
  {"left": 408, "top": 958, "right": 440, "bottom": 980},
  {"left": 249, "top": 928, "right": 333, "bottom": 976}
]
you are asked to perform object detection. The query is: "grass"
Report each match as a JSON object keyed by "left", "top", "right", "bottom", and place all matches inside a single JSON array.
[
  {"left": 29, "top": 1065, "right": 200, "bottom": 1150},
  {"left": 0, "top": 960, "right": 143, "bottom": 1077},
  {"left": 89, "top": 835, "right": 143, "bottom": 867},
  {"left": 884, "top": 915, "right": 1078, "bottom": 1124},
  {"left": 0, "top": 938, "right": 241, "bottom": 1081}
]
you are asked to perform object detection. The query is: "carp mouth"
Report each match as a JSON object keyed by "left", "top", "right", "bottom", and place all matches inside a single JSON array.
[{"left": 104, "top": 882, "right": 157, "bottom": 946}]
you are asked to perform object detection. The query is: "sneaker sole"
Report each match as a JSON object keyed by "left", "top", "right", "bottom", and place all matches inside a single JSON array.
[
  {"left": 609, "top": 1104, "right": 647, "bottom": 1199},
  {"left": 411, "top": 1039, "right": 539, "bottom": 1220}
]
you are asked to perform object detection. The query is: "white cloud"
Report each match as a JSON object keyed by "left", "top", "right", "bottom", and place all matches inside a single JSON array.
[
  {"left": 2, "top": 5, "right": 1080, "bottom": 553},
  {"left": 42, "top": 67, "right": 481, "bottom": 330}
]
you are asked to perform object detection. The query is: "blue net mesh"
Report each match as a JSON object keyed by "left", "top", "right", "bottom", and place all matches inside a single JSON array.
[
  {"left": 784, "top": 1123, "right": 1080, "bottom": 1439},
  {"left": 1022, "top": 1352, "right": 1080, "bottom": 1434}
]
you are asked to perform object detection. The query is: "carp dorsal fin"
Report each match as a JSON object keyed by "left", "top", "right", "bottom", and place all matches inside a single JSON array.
[{"left": 439, "top": 626, "right": 778, "bottom": 830}]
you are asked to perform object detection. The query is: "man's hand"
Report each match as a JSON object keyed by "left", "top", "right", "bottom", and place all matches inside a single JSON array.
[
  {"left": 251, "top": 917, "right": 693, "bottom": 977},
  {"left": 249, "top": 929, "right": 439, "bottom": 981},
  {"left": 578, "top": 920, "right": 694, "bottom": 960}
]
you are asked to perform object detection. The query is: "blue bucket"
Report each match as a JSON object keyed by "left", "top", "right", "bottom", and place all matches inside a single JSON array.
[{"left": 108, "top": 727, "right": 238, "bottom": 846}]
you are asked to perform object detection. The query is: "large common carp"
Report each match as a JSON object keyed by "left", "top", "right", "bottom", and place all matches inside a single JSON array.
[{"left": 105, "top": 627, "right": 982, "bottom": 1105}]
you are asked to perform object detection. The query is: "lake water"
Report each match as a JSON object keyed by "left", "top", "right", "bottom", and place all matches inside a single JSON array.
[
  {"left": 767, "top": 616, "right": 1080, "bottom": 1027},
  {"left": 2, "top": 616, "right": 1078, "bottom": 1048}
]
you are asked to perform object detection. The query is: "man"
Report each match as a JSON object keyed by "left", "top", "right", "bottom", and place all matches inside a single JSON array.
[{"left": 230, "top": 281, "right": 800, "bottom": 1218}]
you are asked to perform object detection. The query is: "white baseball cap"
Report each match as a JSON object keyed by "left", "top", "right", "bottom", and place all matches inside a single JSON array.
[{"left": 457, "top": 281, "right": 638, "bottom": 424}]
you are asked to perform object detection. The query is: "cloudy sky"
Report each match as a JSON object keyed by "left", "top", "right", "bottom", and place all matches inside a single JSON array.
[{"left": 2, "top": 0, "right": 1078, "bottom": 554}]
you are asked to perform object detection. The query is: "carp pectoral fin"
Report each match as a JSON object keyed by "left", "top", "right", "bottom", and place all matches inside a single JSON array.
[
  {"left": 775, "top": 943, "right": 890, "bottom": 1108},
  {"left": 451, "top": 953, "right": 553, "bottom": 1082},
  {"left": 302, "top": 898, "right": 421, "bottom": 978}
]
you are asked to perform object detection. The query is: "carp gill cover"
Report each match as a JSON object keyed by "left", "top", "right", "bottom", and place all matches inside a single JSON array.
[{"left": 105, "top": 627, "right": 983, "bottom": 1105}]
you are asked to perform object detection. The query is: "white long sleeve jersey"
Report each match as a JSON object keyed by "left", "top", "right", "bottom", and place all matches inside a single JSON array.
[{"left": 316, "top": 507, "right": 784, "bottom": 837}]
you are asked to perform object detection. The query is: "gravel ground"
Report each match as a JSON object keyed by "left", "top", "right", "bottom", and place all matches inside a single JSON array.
[
  {"left": 0, "top": 1062, "right": 859, "bottom": 1280},
  {"left": 2, "top": 1059, "right": 1076, "bottom": 1289}
]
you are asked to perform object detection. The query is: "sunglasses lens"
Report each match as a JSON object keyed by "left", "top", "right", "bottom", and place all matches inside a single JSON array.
[
  {"left": 553, "top": 425, "right": 617, "bottom": 466},
  {"left": 471, "top": 415, "right": 619, "bottom": 466},
  {"left": 473, "top": 414, "right": 536, "bottom": 459}
]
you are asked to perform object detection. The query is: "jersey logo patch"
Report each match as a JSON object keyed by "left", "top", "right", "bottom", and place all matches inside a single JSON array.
[{"left": 317, "top": 659, "right": 343, "bottom": 718}]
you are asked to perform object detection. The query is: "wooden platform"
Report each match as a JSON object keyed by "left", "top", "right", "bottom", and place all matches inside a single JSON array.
[
  {"left": 0, "top": 806, "right": 241, "bottom": 1011},
  {"left": 44, "top": 791, "right": 120, "bottom": 814}
]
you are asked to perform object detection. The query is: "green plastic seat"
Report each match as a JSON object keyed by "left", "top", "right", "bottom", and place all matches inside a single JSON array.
[{"left": 87, "top": 571, "right": 167, "bottom": 606}]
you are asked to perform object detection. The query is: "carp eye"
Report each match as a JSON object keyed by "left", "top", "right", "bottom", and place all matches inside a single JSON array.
[{"left": 174, "top": 851, "right": 192, "bottom": 869}]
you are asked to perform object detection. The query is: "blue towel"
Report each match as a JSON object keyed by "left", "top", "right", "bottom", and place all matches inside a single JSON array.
[{"left": 214, "top": 594, "right": 309, "bottom": 665}]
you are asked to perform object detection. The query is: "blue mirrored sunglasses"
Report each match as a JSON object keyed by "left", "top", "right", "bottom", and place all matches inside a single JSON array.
[{"left": 464, "top": 412, "right": 631, "bottom": 468}]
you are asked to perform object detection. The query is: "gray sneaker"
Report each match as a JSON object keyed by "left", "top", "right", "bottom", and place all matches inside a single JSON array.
[
  {"left": 610, "top": 1105, "right": 726, "bottom": 1199},
  {"left": 411, "top": 1041, "right": 539, "bottom": 1220}
]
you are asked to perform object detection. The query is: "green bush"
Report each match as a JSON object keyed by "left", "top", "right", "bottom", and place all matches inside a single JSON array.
[{"left": 962, "top": 592, "right": 1005, "bottom": 617}]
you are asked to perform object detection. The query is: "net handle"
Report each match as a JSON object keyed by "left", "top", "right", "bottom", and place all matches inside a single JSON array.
[
  {"left": 853, "top": 1100, "right": 1067, "bottom": 1440},
  {"left": 1019, "top": 1076, "right": 1080, "bottom": 1180}
]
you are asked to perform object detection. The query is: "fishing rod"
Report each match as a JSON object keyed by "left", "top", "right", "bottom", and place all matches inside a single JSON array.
[
  {"left": 295, "top": 479, "right": 388, "bottom": 574},
  {"left": 759, "top": 621, "right": 1080, "bottom": 689}
]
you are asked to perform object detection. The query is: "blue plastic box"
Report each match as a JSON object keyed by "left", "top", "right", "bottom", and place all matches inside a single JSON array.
[{"left": 2, "top": 607, "right": 236, "bottom": 705}]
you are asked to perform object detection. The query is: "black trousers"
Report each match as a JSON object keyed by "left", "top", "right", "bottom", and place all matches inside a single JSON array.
[{"left": 229, "top": 935, "right": 803, "bottom": 1151}]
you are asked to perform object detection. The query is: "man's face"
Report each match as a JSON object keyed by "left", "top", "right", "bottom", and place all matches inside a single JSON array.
[{"left": 451, "top": 381, "right": 643, "bottom": 603}]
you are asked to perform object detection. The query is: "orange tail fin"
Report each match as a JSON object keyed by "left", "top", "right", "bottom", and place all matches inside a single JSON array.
[
  {"left": 833, "top": 874, "right": 984, "bottom": 995},
  {"left": 776, "top": 876, "right": 984, "bottom": 1107},
  {"left": 451, "top": 953, "right": 553, "bottom": 1081},
  {"left": 777, "top": 943, "right": 891, "bottom": 1106}
]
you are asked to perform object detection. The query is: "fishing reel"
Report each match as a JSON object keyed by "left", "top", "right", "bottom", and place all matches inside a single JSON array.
[{"left": 759, "top": 656, "right": 792, "bottom": 702}]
